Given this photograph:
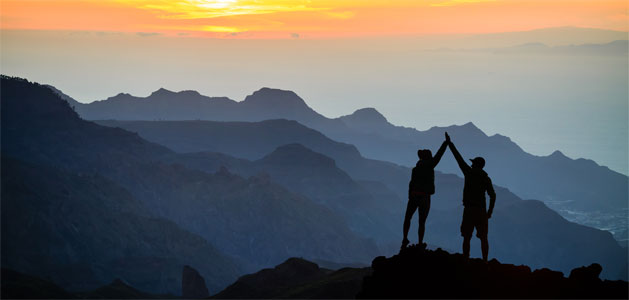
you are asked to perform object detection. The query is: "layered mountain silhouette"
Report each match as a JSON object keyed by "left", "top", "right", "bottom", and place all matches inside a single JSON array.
[
  {"left": 66, "top": 86, "right": 628, "bottom": 217},
  {"left": 95, "top": 119, "right": 628, "bottom": 279},
  {"left": 1, "top": 268, "right": 176, "bottom": 299},
  {"left": 1, "top": 157, "right": 241, "bottom": 294},
  {"left": 209, "top": 250, "right": 628, "bottom": 299},
  {"left": 161, "top": 143, "right": 402, "bottom": 249},
  {"left": 213, "top": 258, "right": 370, "bottom": 299},
  {"left": 1, "top": 76, "right": 379, "bottom": 294},
  {"left": 3, "top": 75, "right": 628, "bottom": 298},
  {"left": 490, "top": 40, "right": 629, "bottom": 55}
]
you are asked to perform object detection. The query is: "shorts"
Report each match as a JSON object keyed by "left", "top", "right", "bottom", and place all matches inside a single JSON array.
[
  {"left": 460, "top": 206, "right": 488, "bottom": 239},
  {"left": 405, "top": 194, "right": 431, "bottom": 223}
]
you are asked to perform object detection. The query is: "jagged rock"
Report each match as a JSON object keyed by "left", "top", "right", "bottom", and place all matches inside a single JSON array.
[
  {"left": 212, "top": 257, "right": 373, "bottom": 299},
  {"left": 182, "top": 265, "right": 209, "bottom": 299},
  {"left": 213, "top": 258, "right": 328, "bottom": 299},
  {"left": 569, "top": 263, "right": 603, "bottom": 281},
  {"left": 357, "top": 247, "right": 628, "bottom": 299}
]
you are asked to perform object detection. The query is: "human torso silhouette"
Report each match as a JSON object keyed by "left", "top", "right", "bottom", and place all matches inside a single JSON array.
[
  {"left": 462, "top": 168, "right": 493, "bottom": 209},
  {"left": 409, "top": 159, "right": 436, "bottom": 196}
]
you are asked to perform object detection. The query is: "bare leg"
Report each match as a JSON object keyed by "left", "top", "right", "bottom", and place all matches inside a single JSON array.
[
  {"left": 417, "top": 196, "right": 431, "bottom": 245},
  {"left": 481, "top": 237, "right": 489, "bottom": 262},
  {"left": 462, "top": 236, "right": 471, "bottom": 258},
  {"left": 402, "top": 198, "right": 417, "bottom": 246}
]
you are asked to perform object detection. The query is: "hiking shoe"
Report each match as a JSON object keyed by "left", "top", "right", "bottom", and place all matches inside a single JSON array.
[{"left": 401, "top": 238, "right": 410, "bottom": 249}]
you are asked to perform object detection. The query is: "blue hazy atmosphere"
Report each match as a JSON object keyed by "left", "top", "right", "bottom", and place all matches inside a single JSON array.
[{"left": 2, "top": 28, "right": 627, "bottom": 175}]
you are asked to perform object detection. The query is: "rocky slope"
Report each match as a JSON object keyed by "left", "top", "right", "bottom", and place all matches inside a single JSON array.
[
  {"left": 213, "top": 258, "right": 371, "bottom": 299},
  {"left": 357, "top": 245, "right": 628, "bottom": 299}
]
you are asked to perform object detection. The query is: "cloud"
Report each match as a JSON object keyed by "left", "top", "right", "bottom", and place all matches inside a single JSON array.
[
  {"left": 68, "top": 31, "right": 123, "bottom": 37},
  {"left": 430, "top": 0, "right": 496, "bottom": 7},
  {"left": 136, "top": 32, "right": 162, "bottom": 37}
]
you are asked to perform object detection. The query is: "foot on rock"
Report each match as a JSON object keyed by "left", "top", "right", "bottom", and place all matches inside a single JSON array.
[{"left": 401, "top": 238, "right": 410, "bottom": 250}]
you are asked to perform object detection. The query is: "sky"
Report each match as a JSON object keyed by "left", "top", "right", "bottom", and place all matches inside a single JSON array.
[
  {"left": 1, "top": 0, "right": 628, "bottom": 38},
  {"left": 1, "top": 1, "right": 628, "bottom": 174}
]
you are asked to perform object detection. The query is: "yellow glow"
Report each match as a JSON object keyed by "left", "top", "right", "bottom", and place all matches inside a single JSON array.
[
  {"left": 431, "top": 0, "right": 496, "bottom": 7},
  {"left": 1, "top": 0, "right": 627, "bottom": 38},
  {"left": 120, "top": 0, "right": 324, "bottom": 19},
  {"left": 202, "top": 25, "right": 242, "bottom": 32}
]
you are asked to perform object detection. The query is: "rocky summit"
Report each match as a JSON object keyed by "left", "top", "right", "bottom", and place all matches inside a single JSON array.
[{"left": 357, "top": 245, "right": 628, "bottom": 299}]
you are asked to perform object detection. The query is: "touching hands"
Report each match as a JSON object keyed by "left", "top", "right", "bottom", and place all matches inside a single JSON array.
[{"left": 445, "top": 132, "right": 451, "bottom": 144}]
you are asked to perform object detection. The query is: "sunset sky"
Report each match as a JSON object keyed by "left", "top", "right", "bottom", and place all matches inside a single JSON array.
[
  {"left": 1, "top": 1, "right": 627, "bottom": 174},
  {"left": 1, "top": 0, "right": 627, "bottom": 38}
]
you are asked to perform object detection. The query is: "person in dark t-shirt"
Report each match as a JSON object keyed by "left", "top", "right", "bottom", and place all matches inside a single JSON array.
[
  {"left": 447, "top": 132, "right": 496, "bottom": 262},
  {"left": 402, "top": 133, "right": 449, "bottom": 249}
]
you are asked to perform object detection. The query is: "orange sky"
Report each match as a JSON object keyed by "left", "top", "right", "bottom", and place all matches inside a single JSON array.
[{"left": 1, "top": 0, "right": 627, "bottom": 38}]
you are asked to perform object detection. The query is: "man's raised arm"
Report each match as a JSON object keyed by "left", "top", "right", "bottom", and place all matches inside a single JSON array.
[
  {"left": 431, "top": 140, "right": 449, "bottom": 168},
  {"left": 446, "top": 133, "right": 470, "bottom": 175}
]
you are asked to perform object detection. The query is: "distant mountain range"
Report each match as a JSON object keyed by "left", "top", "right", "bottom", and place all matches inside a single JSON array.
[
  {"left": 491, "top": 40, "right": 628, "bottom": 55},
  {"left": 429, "top": 39, "right": 629, "bottom": 56},
  {"left": 1, "top": 268, "right": 177, "bottom": 299},
  {"left": 2, "top": 76, "right": 379, "bottom": 294},
  {"left": 64, "top": 86, "right": 628, "bottom": 218},
  {"left": 2, "top": 75, "right": 627, "bottom": 297},
  {"left": 95, "top": 118, "right": 628, "bottom": 279}
]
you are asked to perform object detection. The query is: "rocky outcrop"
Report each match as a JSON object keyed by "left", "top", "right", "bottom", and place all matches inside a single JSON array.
[
  {"left": 182, "top": 265, "right": 210, "bottom": 299},
  {"left": 357, "top": 245, "right": 628, "bottom": 299},
  {"left": 213, "top": 257, "right": 371, "bottom": 299}
]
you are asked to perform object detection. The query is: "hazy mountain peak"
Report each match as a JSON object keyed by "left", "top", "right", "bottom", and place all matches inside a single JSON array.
[
  {"left": 244, "top": 88, "right": 308, "bottom": 108},
  {"left": 259, "top": 143, "right": 336, "bottom": 167},
  {"left": 347, "top": 107, "right": 388, "bottom": 123},
  {"left": 510, "top": 42, "right": 549, "bottom": 49},
  {"left": 180, "top": 90, "right": 201, "bottom": 96},
  {"left": 150, "top": 87, "right": 175, "bottom": 97},
  {"left": 274, "top": 257, "right": 321, "bottom": 273},
  {"left": 550, "top": 150, "right": 567, "bottom": 158},
  {"left": 461, "top": 121, "right": 478, "bottom": 128},
  {"left": 105, "top": 92, "right": 134, "bottom": 102},
  {"left": 454, "top": 122, "right": 485, "bottom": 135}
]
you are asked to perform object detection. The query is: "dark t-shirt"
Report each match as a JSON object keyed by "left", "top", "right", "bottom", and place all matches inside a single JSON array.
[
  {"left": 409, "top": 160, "right": 436, "bottom": 195},
  {"left": 462, "top": 169, "right": 495, "bottom": 209}
]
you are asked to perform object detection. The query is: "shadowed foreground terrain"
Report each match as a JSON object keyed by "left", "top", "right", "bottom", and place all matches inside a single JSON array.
[
  {"left": 1, "top": 268, "right": 175, "bottom": 299},
  {"left": 212, "top": 258, "right": 370, "bottom": 299},
  {"left": 358, "top": 245, "right": 629, "bottom": 299}
]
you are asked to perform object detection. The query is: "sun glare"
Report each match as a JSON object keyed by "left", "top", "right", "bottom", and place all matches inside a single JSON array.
[
  {"left": 195, "top": 0, "right": 237, "bottom": 9},
  {"left": 1, "top": 0, "right": 627, "bottom": 38},
  {"left": 121, "top": 0, "right": 323, "bottom": 19}
]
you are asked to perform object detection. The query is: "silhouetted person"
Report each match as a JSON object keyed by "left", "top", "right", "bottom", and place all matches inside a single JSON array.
[
  {"left": 446, "top": 132, "right": 496, "bottom": 262},
  {"left": 402, "top": 135, "right": 449, "bottom": 249}
]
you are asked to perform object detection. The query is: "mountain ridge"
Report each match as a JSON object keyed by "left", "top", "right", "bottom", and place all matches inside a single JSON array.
[{"left": 1, "top": 75, "right": 381, "bottom": 293}]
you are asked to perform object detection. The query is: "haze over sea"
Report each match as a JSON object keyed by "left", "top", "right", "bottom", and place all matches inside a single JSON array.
[{"left": 1, "top": 27, "right": 627, "bottom": 175}]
